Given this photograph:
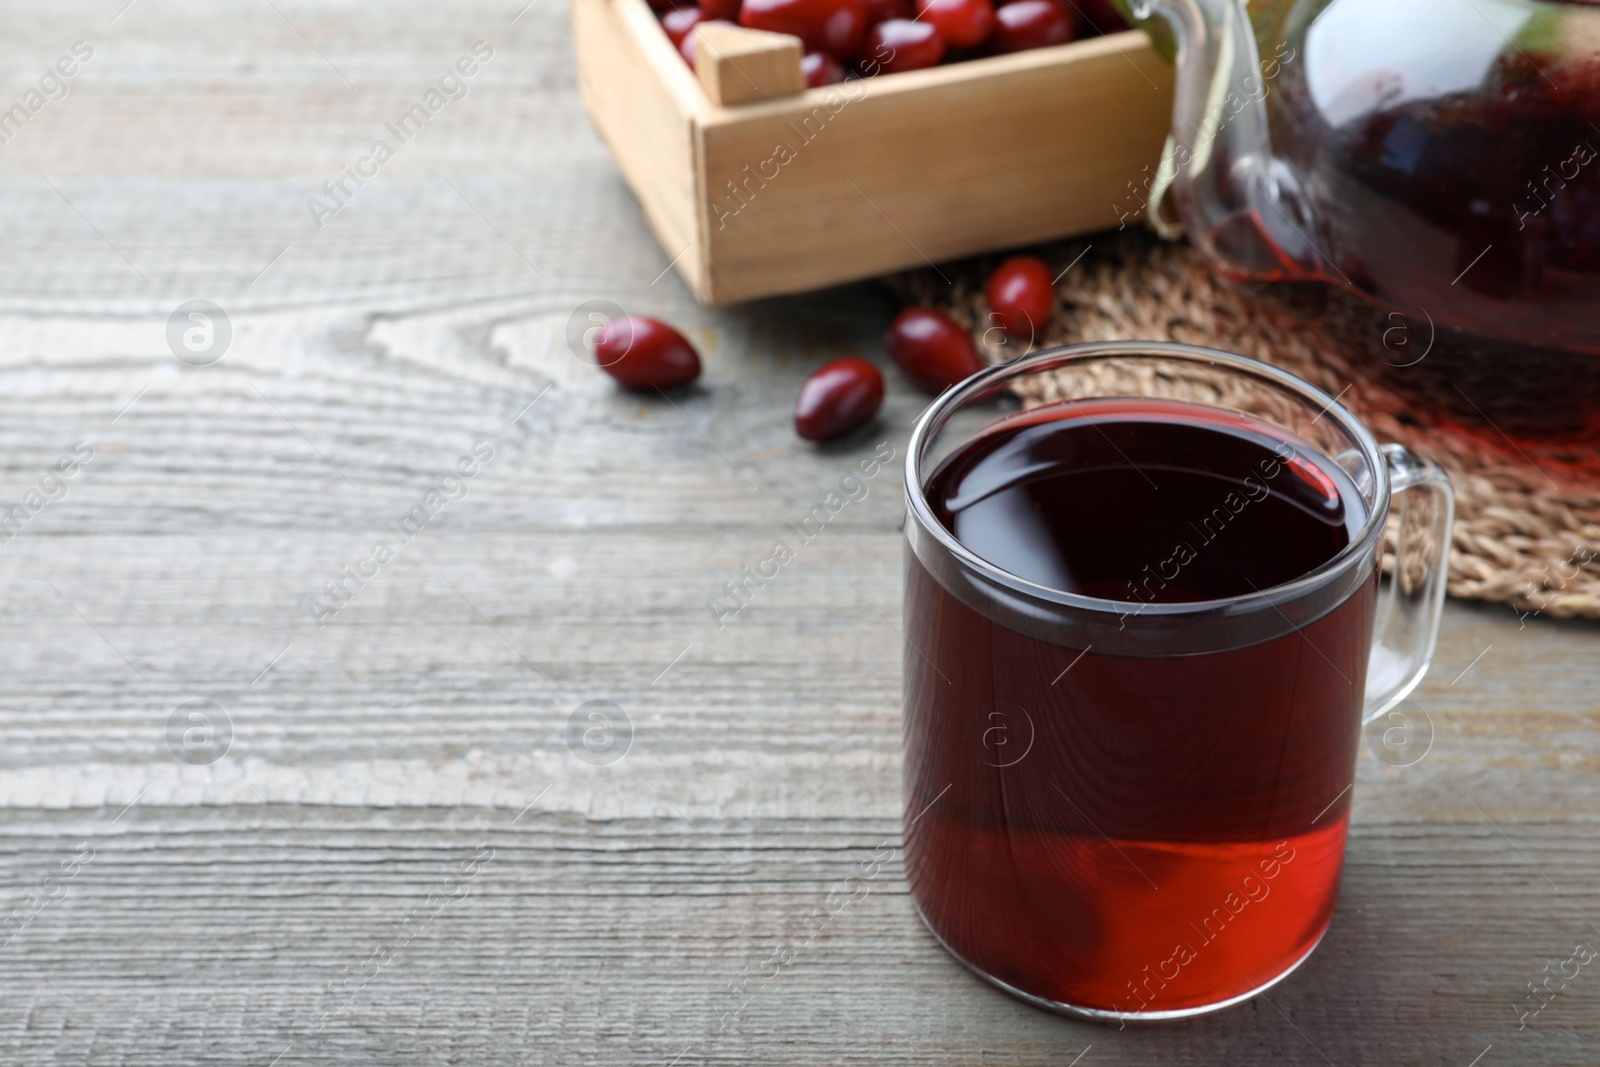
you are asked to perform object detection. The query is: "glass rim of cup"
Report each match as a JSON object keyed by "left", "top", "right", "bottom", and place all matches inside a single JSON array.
[{"left": 903, "top": 340, "right": 1391, "bottom": 620}]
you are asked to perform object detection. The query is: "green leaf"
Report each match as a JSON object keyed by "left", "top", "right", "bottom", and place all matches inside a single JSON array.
[{"left": 1110, "top": 0, "right": 1176, "bottom": 61}]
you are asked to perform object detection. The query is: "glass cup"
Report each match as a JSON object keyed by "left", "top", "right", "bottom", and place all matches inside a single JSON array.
[{"left": 901, "top": 341, "right": 1454, "bottom": 1022}]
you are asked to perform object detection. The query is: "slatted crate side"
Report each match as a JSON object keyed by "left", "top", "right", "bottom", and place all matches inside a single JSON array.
[{"left": 695, "top": 34, "right": 1173, "bottom": 304}]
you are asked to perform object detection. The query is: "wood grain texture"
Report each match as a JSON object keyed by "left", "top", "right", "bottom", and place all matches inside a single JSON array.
[{"left": 0, "top": 1, "right": 1596, "bottom": 1064}]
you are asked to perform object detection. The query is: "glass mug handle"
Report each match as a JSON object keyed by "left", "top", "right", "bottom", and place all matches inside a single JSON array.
[{"left": 1364, "top": 443, "right": 1456, "bottom": 723}]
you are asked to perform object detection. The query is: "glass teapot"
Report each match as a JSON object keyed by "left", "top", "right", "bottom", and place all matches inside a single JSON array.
[{"left": 1129, "top": 0, "right": 1600, "bottom": 357}]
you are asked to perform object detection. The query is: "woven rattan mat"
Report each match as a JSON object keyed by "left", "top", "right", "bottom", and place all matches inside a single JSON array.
[{"left": 888, "top": 228, "right": 1600, "bottom": 621}]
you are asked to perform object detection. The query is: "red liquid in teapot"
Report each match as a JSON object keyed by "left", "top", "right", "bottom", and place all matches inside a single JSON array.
[
  {"left": 904, "top": 400, "right": 1375, "bottom": 1014},
  {"left": 1317, "top": 54, "right": 1600, "bottom": 353},
  {"left": 1213, "top": 48, "right": 1600, "bottom": 471}
]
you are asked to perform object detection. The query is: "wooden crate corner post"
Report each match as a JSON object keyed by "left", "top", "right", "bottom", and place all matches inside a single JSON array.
[{"left": 692, "top": 23, "right": 806, "bottom": 107}]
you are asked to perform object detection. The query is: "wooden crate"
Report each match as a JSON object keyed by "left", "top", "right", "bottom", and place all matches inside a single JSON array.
[{"left": 572, "top": 0, "right": 1174, "bottom": 305}]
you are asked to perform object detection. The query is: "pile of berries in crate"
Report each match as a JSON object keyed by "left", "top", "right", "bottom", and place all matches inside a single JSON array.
[
  {"left": 655, "top": 0, "right": 1130, "bottom": 84},
  {"left": 591, "top": 255, "right": 1056, "bottom": 442}
]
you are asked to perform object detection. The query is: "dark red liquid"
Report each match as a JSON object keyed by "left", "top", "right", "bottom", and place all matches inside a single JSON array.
[
  {"left": 1209, "top": 35, "right": 1600, "bottom": 472},
  {"left": 1325, "top": 55, "right": 1600, "bottom": 340},
  {"left": 904, "top": 399, "right": 1376, "bottom": 1015},
  {"left": 1234, "top": 37, "right": 1600, "bottom": 357}
]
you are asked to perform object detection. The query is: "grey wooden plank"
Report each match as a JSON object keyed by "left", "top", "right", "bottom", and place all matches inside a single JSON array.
[{"left": 0, "top": 810, "right": 1594, "bottom": 1065}]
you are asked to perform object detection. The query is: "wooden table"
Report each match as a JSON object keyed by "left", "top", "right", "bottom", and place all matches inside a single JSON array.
[{"left": 0, "top": 2, "right": 1595, "bottom": 1063}]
